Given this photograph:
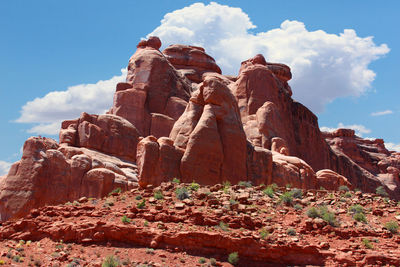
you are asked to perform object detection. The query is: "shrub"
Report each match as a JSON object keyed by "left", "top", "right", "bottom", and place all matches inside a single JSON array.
[
  {"left": 146, "top": 248, "right": 155, "bottom": 255},
  {"left": 362, "top": 238, "right": 373, "bottom": 249},
  {"left": 285, "top": 183, "right": 292, "bottom": 189},
  {"left": 294, "top": 204, "right": 303, "bottom": 211},
  {"left": 198, "top": 258, "right": 206, "bottom": 264},
  {"left": 102, "top": 255, "right": 120, "bottom": 267},
  {"left": 121, "top": 215, "right": 131, "bottom": 224},
  {"left": 385, "top": 221, "right": 399, "bottom": 234},
  {"left": 190, "top": 181, "right": 200, "bottom": 191},
  {"left": 307, "top": 207, "right": 320, "bottom": 218},
  {"left": 287, "top": 228, "right": 296, "bottom": 236},
  {"left": 344, "top": 192, "right": 352, "bottom": 198},
  {"left": 143, "top": 220, "right": 149, "bottom": 227},
  {"left": 338, "top": 185, "right": 350, "bottom": 192},
  {"left": 153, "top": 191, "right": 164, "bottom": 200},
  {"left": 279, "top": 192, "right": 293, "bottom": 205},
  {"left": 354, "top": 212, "right": 367, "bottom": 223},
  {"left": 290, "top": 188, "right": 303, "bottom": 199},
  {"left": 135, "top": 195, "right": 142, "bottom": 200},
  {"left": 263, "top": 186, "right": 274, "bottom": 198},
  {"left": 259, "top": 228, "right": 269, "bottom": 240},
  {"left": 210, "top": 258, "right": 217, "bottom": 266},
  {"left": 238, "top": 181, "right": 252, "bottom": 188},
  {"left": 109, "top": 188, "right": 121, "bottom": 196},
  {"left": 175, "top": 187, "right": 190, "bottom": 200},
  {"left": 349, "top": 204, "right": 364, "bottom": 214},
  {"left": 228, "top": 252, "right": 239, "bottom": 265},
  {"left": 137, "top": 199, "right": 146, "bottom": 209},
  {"left": 319, "top": 186, "right": 326, "bottom": 190},
  {"left": 376, "top": 186, "right": 388, "bottom": 197},
  {"left": 172, "top": 178, "right": 180, "bottom": 184},
  {"left": 218, "top": 221, "right": 229, "bottom": 232}
]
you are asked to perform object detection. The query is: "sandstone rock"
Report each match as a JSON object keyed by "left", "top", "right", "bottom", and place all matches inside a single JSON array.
[{"left": 316, "top": 169, "right": 352, "bottom": 190}]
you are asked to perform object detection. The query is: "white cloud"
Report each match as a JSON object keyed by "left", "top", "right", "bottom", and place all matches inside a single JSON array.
[
  {"left": 16, "top": 69, "right": 127, "bottom": 135},
  {"left": 386, "top": 142, "right": 400, "bottom": 152},
  {"left": 320, "top": 122, "right": 371, "bottom": 137},
  {"left": 371, "top": 110, "right": 393, "bottom": 116},
  {"left": 0, "top": 161, "right": 12, "bottom": 176},
  {"left": 149, "top": 2, "right": 389, "bottom": 113}
]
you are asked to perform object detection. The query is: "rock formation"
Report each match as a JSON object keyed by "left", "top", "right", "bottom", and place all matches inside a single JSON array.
[{"left": 1, "top": 36, "right": 399, "bottom": 222}]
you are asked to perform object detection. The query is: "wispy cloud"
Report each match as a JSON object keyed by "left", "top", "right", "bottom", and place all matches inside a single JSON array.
[
  {"left": 371, "top": 110, "right": 393, "bottom": 116},
  {"left": 386, "top": 142, "right": 400, "bottom": 152}
]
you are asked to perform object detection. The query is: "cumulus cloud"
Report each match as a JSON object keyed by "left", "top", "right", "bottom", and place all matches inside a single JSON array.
[
  {"left": 0, "top": 161, "right": 12, "bottom": 176},
  {"left": 149, "top": 2, "right": 390, "bottom": 113},
  {"left": 16, "top": 69, "right": 127, "bottom": 135},
  {"left": 386, "top": 142, "right": 400, "bottom": 152},
  {"left": 320, "top": 122, "right": 371, "bottom": 137},
  {"left": 371, "top": 110, "right": 393, "bottom": 116}
]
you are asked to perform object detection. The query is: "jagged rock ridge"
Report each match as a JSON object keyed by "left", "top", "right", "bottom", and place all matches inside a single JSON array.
[{"left": 0, "top": 36, "right": 399, "bottom": 222}]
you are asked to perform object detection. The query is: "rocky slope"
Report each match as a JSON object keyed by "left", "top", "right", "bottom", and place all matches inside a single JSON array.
[
  {"left": 0, "top": 183, "right": 399, "bottom": 266},
  {"left": 0, "top": 36, "right": 399, "bottom": 224}
]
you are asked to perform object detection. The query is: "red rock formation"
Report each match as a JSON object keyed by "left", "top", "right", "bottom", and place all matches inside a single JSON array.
[{"left": 316, "top": 169, "right": 352, "bottom": 190}]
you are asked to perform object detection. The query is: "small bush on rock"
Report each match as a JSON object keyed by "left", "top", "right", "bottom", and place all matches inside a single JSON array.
[
  {"left": 385, "top": 221, "right": 399, "bottom": 234},
  {"left": 263, "top": 186, "right": 275, "bottom": 198},
  {"left": 154, "top": 191, "right": 164, "bottom": 200},
  {"left": 290, "top": 188, "right": 303, "bottom": 199},
  {"left": 279, "top": 192, "right": 293, "bottom": 205},
  {"left": 376, "top": 186, "right": 388, "bottom": 197},
  {"left": 228, "top": 252, "right": 239, "bottom": 265},
  {"left": 338, "top": 185, "right": 350, "bottom": 192},
  {"left": 102, "top": 255, "right": 120, "bottom": 267},
  {"left": 176, "top": 187, "right": 190, "bottom": 200}
]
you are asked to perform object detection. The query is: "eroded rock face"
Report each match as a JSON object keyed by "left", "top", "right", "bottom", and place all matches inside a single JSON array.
[{"left": 0, "top": 136, "right": 138, "bottom": 221}]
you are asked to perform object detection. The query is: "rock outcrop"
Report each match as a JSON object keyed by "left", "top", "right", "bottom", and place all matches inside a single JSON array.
[{"left": 1, "top": 36, "right": 399, "bottom": 222}]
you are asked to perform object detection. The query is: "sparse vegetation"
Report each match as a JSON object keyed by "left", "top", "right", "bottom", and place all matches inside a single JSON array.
[
  {"left": 154, "top": 190, "right": 164, "bottom": 200},
  {"left": 263, "top": 186, "right": 275, "bottom": 198},
  {"left": 218, "top": 221, "right": 229, "bottom": 232},
  {"left": 210, "top": 258, "right": 217, "bottom": 266},
  {"left": 259, "top": 228, "right": 269, "bottom": 240},
  {"left": 290, "top": 188, "right": 303, "bottom": 199},
  {"left": 102, "top": 255, "right": 120, "bottom": 267},
  {"left": 279, "top": 191, "right": 293, "bottom": 205},
  {"left": 175, "top": 187, "right": 190, "bottom": 200},
  {"left": 287, "top": 228, "right": 296, "bottom": 236},
  {"left": 121, "top": 215, "right": 131, "bottom": 224},
  {"left": 294, "top": 204, "right": 303, "bottom": 211},
  {"left": 344, "top": 191, "right": 352, "bottom": 198},
  {"left": 354, "top": 212, "right": 367, "bottom": 223},
  {"left": 228, "top": 252, "right": 239, "bottom": 265},
  {"left": 198, "top": 257, "right": 206, "bottom": 264},
  {"left": 135, "top": 195, "right": 142, "bottom": 200},
  {"left": 362, "top": 238, "right": 373, "bottom": 249},
  {"left": 376, "top": 186, "right": 388, "bottom": 197},
  {"left": 146, "top": 248, "right": 155, "bottom": 255},
  {"left": 109, "top": 187, "right": 121, "bottom": 196},
  {"left": 223, "top": 181, "right": 231, "bottom": 193},
  {"left": 338, "top": 185, "right": 350, "bottom": 192},
  {"left": 385, "top": 221, "right": 399, "bottom": 234},
  {"left": 190, "top": 181, "right": 200, "bottom": 191},
  {"left": 238, "top": 181, "right": 252, "bottom": 188},
  {"left": 306, "top": 206, "right": 337, "bottom": 226},
  {"left": 172, "top": 178, "right": 180, "bottom": 184},
  {"left": 137, "top": 199, "right": 146, "bottom": 209}
]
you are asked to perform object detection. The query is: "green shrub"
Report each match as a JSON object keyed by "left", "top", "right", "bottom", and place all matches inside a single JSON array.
[
  {"left": 198, "top": 258, "right": 206, "bottom": 264},
  {"left": 238, "top": 181, "right": 252, "bottom": 188},
  {"left": 285, "top": 183, "right": 292, "bottom": 189},
  {"left": 338, "top": 185, "right": 350, "bottom": 192},
  {"left": 385, "top": 221, "right": 399, "bottom": 234},
  {"left": 259, "top": 228, "right": 269, "bottom": 240},
  {"left": 287, "top": 228, "right": 296, "bottom": 236},
  {"left": 121, "top": 215, "right": 131, "bottom": 224},
  {"left": 362, "top": 238, "right": 373, "bottom": 249},
  {"left": 294, "top": 204, "right": 303, "bottom": 211},
  {"left": 137, "top": 199, "right": 146, "bottom": 209},
  {"left": 175, "top": 187, "right": 190, "bottom": 200},
  {"left": 290, "top": 188, "right": 303, "bottom": 199},
  {"left": 263, "top": 186, "right": 274, "bottom": 198},
  {"left": 135, "top": 195, "right": 142, "bottom": 200},
  {"left": 190, "top": 181, "right": 200, "bottom": 191},
  {"left": 102, "top": 255, "right": 120, "bottom": 267},
  {"left": 228, "top": 252, "right": 239, "bottom": 265},
  {"left": 307, "top": 207, "right": 320, "bottom": 218},
  {"left": 172, "top": 178, "right": 180, "bottom": 184},
  {"left": 154, "top": 191, "right": 164, "bottom": 200},
  {"left": 349, "top": 204, "right": 364, "bottom": 214},
  {"left": 279, "top": 191, "right": 293, "bottom": 205},
  {"left": 109, "top": 187, "right": 121, "bottom": 196},
  {"left": 146, "top": 248, "right": 155, "bottom": 255},
  {"left": 210, "top": 258, "right": 217, "bottom": 266},
  {"left": 354, "top": 212, "right": 367, "bottom": 223},
  {"left": 344, "top": 192, "right": 352, "bottom": 198},
  {"left": 376, "top": 186, "right": 388, "bottom": 197},
  {"left": 218, "top": 221, "right": 229, "bottom": 232}
]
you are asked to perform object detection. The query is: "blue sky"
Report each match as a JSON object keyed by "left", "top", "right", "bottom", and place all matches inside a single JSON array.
[{"left": 1, "top": 0, "right": 399, "bottom": 174}]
